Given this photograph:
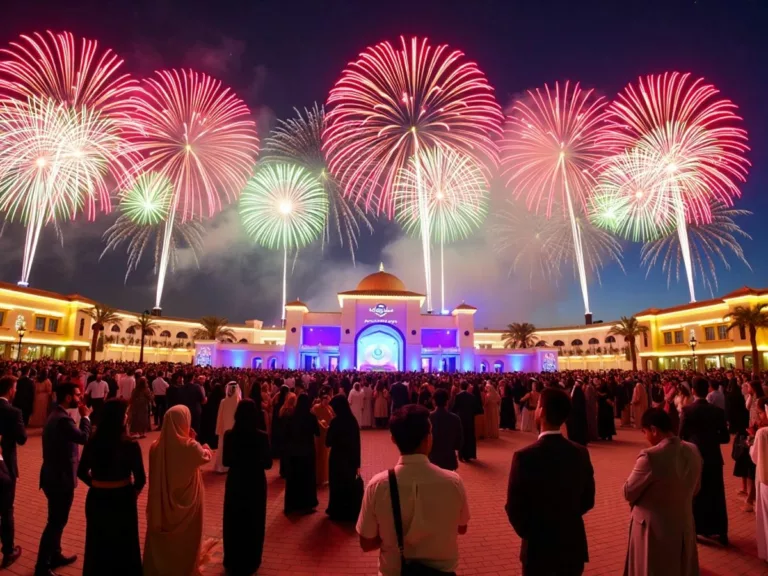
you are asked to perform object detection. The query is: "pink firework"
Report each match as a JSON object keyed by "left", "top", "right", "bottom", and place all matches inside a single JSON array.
[
  {"left": 500, "top": 81, "right": 609, "bottom": 218},
  {"left": 324, "top": 36, "right": 503, "bottom": 217},
  {"left": 0, "top": 30, "right": 136, "bottom": 118},
  {"left": 603, "top": 71, "right": 750, "bottom": 225},
  {"left": 130, "top": 69, "right": 259, "bottom": 222}
]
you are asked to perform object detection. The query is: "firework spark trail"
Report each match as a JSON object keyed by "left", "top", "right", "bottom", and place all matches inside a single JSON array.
[
  {"left": 602, "top": 72, "right": 750, "bottom": 302},
  {"left": 325, "top": 36, "right": 502, "bottom": 311},
  {"left": 262, "top": 103, "right": 373, "bottom": 264},
  {"left": 239, "top": 163, "right": 328, "bottom": 323},
  {"left": 0, "top": 31, "right": 138, "bottom": 286},
  {"left": 395, "top": 147, "right": 488, "bottom": 311},
  {"left": 130, "top": 69, "right": 259, "bottom": 310},
  {"left": 501, "top": 81, "right": 609, "bottom": 317}
]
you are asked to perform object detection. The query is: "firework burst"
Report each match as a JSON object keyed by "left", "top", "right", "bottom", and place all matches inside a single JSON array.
[
  {"left": 325, "top": 36, "right": 502, "bottom": 310},
  {"left": 262, "top": 103, "right": 372, "bottom": 263},
  {"left": 119, "top": 172, "right": 172, "bottom": 226},
  {"left": 395, "top": 147, "right": 488, "bottom": 311},
  {"left": 501, "top": 81, "right": 610, "bottom": 316},
  {"left": 604, "top": 72, "right": 750, "bottom": 302},
  {"left": 130, "top": 68, "right": 259, "bottom": 310},
  {"left": 641, "top": 202, "right": 751, "bottom": 298},
  {"left": 239, "top": 162, "right": 327, "bottom": 322}
]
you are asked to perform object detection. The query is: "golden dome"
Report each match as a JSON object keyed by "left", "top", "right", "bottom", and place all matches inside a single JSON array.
[{"left": 356, "top": 264, "right": 407, "bottom": 292}]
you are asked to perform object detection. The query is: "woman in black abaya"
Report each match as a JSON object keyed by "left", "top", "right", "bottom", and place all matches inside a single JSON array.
[
  {"left": 283, "top": 394, "right": 320, "bottom": 514},
  {"left": 223, "top": 400, "right": 272, "bottom": 576},
  {"left": 499, "top": 382, "right": 517, "bottom": 430},
  {"left": 325, "top": 395, "right": 362, "bottom": 521},
  {"left": 596, "top": 383, "right": 616, "bottom": 440}
]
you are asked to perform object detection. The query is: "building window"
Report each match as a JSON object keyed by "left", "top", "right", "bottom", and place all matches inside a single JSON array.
[
  {"left": 663, "top": 332, "right": 672, "bottom": 345},
  {"left": 0, "top": 311, "right": 4, "bottom": 326},
  {"left": 264, "top": 340, "right": 278, "bottom": 345},
  {"left": 79, "top": 318, "right": 85, "bottom": 336},
  {"left": 739, "top": 325, "right": 746, "bottom": 340},
  {"left": 35, "top": 317, "right": 46, "bottom": 331},
  {"left": 126, "top": 326, "right": 136, "bottom": 335},
  {"left": 48, "top": 318, "right": 59, "bottom": 333},
  {"left": 553, "top": 340, "right": 565, "bottom": 347},
  {"left": 704, "top": 327, "right": 715, "bottom": 341},
  {"left": 717, "top": 325, "right": 728, "bottom": 340},
  {"left": 588, "top": 338, "right": 599, "bottom": 345},
  {"left": 604, "top": 336, "right": 616, "bottom": 344},
  {"left": 160, "top": 330, "right": 171, "bottom": 338},
  {"left": 643, "top": 332, "right": 648, "bottom": 347},
  {"left": 674, "top": 330, "right": 683, "bottom": 344},
  {"left": 176, "top": 331, "right": 188, "bottom": 339},
  {"left": 571, "top": 339, "right": 583, "bottom": 346},
  {"left": 110, "top": 324, "right": 121, "bottom": 333}
]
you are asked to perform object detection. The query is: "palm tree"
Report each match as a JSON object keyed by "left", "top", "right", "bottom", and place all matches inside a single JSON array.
[
  {"left": 502, "top": 322, "right": 538, "bottom": 349},
  {"left": 88, "top": 304, "right": 120, "bottom": 362},
  {"left": 129, "top": 311, "right": 159, "bottom": 364},
  {"left": 608, "top": 316, "right": 649, "bottom": 371},
  {"left": 193, "top": 316, "right": 236, "bottom": 342},
  {"left": 725, "top": 303, "right": 768, "bottom": 375}
]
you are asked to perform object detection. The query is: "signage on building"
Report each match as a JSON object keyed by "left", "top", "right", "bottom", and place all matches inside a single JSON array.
[
  {"left": 196, "top": 345, "right": 212, "bottom": 367},
  {"left": 542, "top": 352, "right": 557, "bottom": 372},
  {"left": 369, "top": 303, "right": 394, "bottom": 318}
]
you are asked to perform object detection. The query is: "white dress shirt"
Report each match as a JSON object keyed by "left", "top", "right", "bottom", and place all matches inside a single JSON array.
[
  {"left": 118, "top": 375, "right": 136, "bottom": 400},
  {"left": 357, "top": 454, "right": 470, "bottom": 576},
  {"left": 152, "top": 377, "right": 169, "bottom": 396},
  {"left": 85, "top": 379, "right": 109, "bottom": 400}
]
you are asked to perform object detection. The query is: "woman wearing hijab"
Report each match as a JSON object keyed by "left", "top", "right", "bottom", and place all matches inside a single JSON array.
[
  {"left": 325, "top": 394, "right": 362, "bottom": 521},
  {"left": 128, "top": 377, "right": 152, "bottom": 438},
  {"left": 311, "top": 393, "right": 334, "bottom": 486},
  {"left": 213, "top": 382, "right": 242, "bottom": 473},
  {"left": 78, "top": 399, "right": 145, "bottom": 576},
  {"left": 472, "top": 382, "right": 486, "bottom": 440},
  {"left": 223, "top": 400, "right": 273, "bottom": 575},
  {"left": 499, "top": 382, "right": 516, "bottom": 430},
  {"left": 596, "top": 383, "right": 616, "bottom": 440},
  {"left": 143, "top": 405, "right": 212, "bottom": 576},
  {"left": 283, "top": 394, "right": 320, "bottom": 514},
  {"left": 484, "top": 382, "right": 501, "bottom": 439}
]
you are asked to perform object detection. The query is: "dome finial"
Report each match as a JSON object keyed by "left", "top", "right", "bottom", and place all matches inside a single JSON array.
[{"left": 379, "top": 262, "right": 384, "bottom": 272}]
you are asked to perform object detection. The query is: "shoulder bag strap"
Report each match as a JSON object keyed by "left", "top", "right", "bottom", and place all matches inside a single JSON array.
[{"left": 387, "top": 469, "right": 407, "bottom": 565}]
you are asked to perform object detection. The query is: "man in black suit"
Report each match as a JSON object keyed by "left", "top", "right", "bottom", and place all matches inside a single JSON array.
[
  {"left": 389, "top": 380, "right": 410, "bottom": 412},
  {"left": 12, "top": 366, "right": 34, "bottom": 427},
  {"left": 429, "top": 389, "right": 463, "bottom": 471},
  {"left": 35, "top": 383, "right": 91, "bottom": 576},
  {"left": 506, "top": 387, "right": 595, "bottom": 575},
  {"left": 0, "top": 375, "right": 27, "bottom": 568},
  {"left": 679, "top": 376, "right": 730, "bottom": 546}
]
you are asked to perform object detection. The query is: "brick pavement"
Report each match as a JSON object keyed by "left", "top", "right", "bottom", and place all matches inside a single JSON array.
[{"left": 7, "top": 425, "right": 768, "bottom": 575}]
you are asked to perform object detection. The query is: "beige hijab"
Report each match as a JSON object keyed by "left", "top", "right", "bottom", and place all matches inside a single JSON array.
[{"left": 144, "top": 405, "right": 212, "bottom": 576}]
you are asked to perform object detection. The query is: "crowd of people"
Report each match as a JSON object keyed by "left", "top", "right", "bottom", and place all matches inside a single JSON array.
[{"left": 0, "top": 358, "right": 765, "bottom": 574}]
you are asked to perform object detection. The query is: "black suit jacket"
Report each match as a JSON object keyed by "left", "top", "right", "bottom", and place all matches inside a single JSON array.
[
  {"left": 506, "top": 433, "right": 595, "bottom": 573},
  {"left": 40, "top": 406, "right": 90, "bottom": 493},
  {"left": 0, "top": 398, "right": 27, "bottom": 478},
  {"left": 679, "top": 398, "right": 730, "bottom": 465},
  {"left": 390, "top": 383, "right": 410, "bottom": 411},
  {"left": 428, "top": 408, "right": 462, "bottom": 470}
]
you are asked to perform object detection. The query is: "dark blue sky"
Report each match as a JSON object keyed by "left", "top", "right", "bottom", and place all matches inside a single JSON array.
[{"left": 0, "top": 0, "right": 766, "bottom": 327}]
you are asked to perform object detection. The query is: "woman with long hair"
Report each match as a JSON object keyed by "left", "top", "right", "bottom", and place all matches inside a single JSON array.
[
  {"left": 283, "top": 394, "right": 320, "bottom": 514},
  {"left": 77, "top": 399, "right": 145, "bottom": 575},
  {"left": 325, "top": 394, "right": 362, "bottom": 521},
  {"left": 484, "top": 382, "right": 501, "bottom": 438},
  {"left": 311, "top": 392, "right": 334, "bottom": 486},
  {"left": 129, "top": 376, "right": 152, "bottom": 438},
  {"left": 223, "top": 400, "right": 272, "bottom": 575},
  {"left": 472, "top": 381, "right": 486, "bottom": 440},
  {"left": 499, "top": 382, "right": 516, "bottom": 431},
  {"left": 143, "top": 406, "right": 212, "bottom": 576},
  {"left": 29, "top": 369, "right": 52, "bottom": 427}
]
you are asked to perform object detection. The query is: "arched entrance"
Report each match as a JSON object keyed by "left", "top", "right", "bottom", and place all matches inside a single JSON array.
[{"left": 355, "top": 323, "right": 404, "bottom": 371}]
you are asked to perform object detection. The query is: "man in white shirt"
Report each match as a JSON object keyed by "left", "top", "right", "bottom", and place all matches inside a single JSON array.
[
  {"left": 151, "top": 373, "right": 169, "bottom": 428},
  {"left": 357, "top": 405, "right": 469, "bottom": 575},
  {"left": 118, "top": 370, "right": 136, "bottom": 401},
  {"left": 84, "top": 372, "right": 109, "bottom": 425}
]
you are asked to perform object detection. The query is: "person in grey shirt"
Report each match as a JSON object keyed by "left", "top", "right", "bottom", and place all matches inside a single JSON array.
[{"left": 706, "top": 380, "right": 726, "bottom": 412}]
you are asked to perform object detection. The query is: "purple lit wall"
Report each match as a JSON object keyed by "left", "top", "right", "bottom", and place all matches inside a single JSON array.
[
  {"left": 421, "top": 328, "right": 457, "bottom": 348},
  {"left": 302, "top": 326, "right": 341, "bottom": 346}
]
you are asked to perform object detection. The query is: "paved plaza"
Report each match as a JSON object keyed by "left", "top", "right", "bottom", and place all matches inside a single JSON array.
[{"left": 6, "top": 425, "right": 767, "bottom": 575}]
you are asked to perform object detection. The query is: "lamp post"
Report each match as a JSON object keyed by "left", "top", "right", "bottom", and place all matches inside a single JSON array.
[
  {"left": 689, "top": 334, "right": 698, "bottom": 372},
  {"left": 15, "top": 322, "right": 26, "bottom": 361}
]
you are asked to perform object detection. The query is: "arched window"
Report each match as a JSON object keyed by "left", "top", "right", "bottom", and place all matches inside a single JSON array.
[
  {"left": 493, "top": 361, "right": 504, "bottom": 373},
  {"left": 571, "top": 339, "right": 583, "bottom": 346},
  {"left": 238, "top": 338, "right": 248, "bottom": 343},
  {"left": 588, "top": 338, "right": 599, "bottom": 345},
  {"left": 605, "top": 335, "right": 616, "bottom": 344},
  {"left": 126, "top": 326, "right": 136, "bottom": 335},
  {"left": 160, "top": 330, "right": 171, "bottom": 338},
  {"left": 535, "top": 340, "right": 547, "bottom": 347},
  {"left": 552, "top": 340, "right": 565, "bottom": 347},
  {"left": 144, "top": 329, "right": 155, "bottom": 337},
  {"left": 268, "top": 357, "right": 277, "bottom": 369},
  {"left": 225, "top": 338, "right": 234, "bottom": 343},
  {"left": 176, "top": 331, "right": 188, "bottom": 339},
  {"left": 110, "top": 325, "right": 121, "bottom": 333},
  {"left": 479, "top": 362, "right": 488, "bottom": 373}
]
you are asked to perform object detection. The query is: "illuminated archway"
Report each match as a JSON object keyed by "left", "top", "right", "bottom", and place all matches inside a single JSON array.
[{"left": 355, "top": 323, "right": 404, "bottom": 371}]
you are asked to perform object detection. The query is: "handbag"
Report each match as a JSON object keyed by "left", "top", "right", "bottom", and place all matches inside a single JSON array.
[
  {"left": 387, "top": 469, "right": 456, "bottom": 576},
  {"left": 732, "top": 432, "right": 749, "bottom": 461}
]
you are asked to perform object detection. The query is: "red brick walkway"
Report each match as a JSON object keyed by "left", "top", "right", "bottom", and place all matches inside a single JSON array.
[{"left": 8, "top": 426, "right": 767, "bottom": 575}]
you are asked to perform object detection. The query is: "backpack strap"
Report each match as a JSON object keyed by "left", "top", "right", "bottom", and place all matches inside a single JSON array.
[{"left": 387, "top": 469, "right": 406, "bottom": 564}]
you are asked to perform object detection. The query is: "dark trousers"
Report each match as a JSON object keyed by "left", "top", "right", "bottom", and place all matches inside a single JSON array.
[
  {"left": 35, "top": 489, "right": 74, "bottom": 572},
  {"left": 154, "top": 395, "right": 167, "bottom": 427},
  {"left": 0, "top": 463, "right": 15, "bottom": 555}
]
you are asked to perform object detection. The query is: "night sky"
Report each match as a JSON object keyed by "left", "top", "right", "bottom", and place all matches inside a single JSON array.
[{"left": 0, "top": 0, "right": 766, "bottom": 328}]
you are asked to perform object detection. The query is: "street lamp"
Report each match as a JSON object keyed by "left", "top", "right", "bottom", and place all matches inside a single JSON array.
[
  {"left": 15, "top": 318, "right": 26, "bottom": 361},
  {"left": 689, "top": 334, "right": 698, "bottom": 371}
]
